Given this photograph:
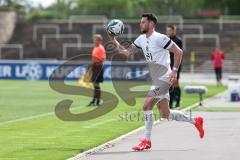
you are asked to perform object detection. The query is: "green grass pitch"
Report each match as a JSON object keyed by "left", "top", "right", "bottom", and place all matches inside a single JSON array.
[{"left": 0, "top": 80, "right": 226, "bottom": 160}]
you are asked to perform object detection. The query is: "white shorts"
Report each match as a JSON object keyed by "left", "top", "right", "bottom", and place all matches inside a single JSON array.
[
  {"left": 147, "top": 63, "right": 172, "bottom": 100},
  {"left": 148, "top": 80, "right": 172, "bottom": 101}
]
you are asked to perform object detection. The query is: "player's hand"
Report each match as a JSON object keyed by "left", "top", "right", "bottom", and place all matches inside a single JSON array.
[
  {"left": 170, "top": 70, "right": 177, "bottom": 84},
  {"left": 107, "top": 33, "right": 115, "bottom": 42},
  {"left": 105, "top": 28, "right": 116, "bottom": 42},
  {"left": 106, "top": 31, "right": 120, "bottom": 47}
]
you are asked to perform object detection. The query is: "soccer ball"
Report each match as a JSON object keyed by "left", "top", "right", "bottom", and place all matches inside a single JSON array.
[{"left": 107, "top": 19, "right": 124, "bottom": 36}]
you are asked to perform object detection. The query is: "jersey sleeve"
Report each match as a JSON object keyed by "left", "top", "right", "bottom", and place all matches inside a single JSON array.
[
  {"left": 159, "top": 34, "right": 173, "bottom": 50},
  {"left": 133, "top": 36, "right": 142, "bottom": 49}
]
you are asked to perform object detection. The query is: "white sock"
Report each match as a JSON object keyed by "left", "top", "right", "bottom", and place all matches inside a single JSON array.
[
  {"left": 168, "top": 110, "right": 195, "bottom": 124},
  {"left": 144, "top": 110, "right": 153, "bottom": 141}
]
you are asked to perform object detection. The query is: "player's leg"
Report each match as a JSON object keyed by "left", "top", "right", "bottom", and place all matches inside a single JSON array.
[
  {"left": 214, "top": 68, "right": 219, "bottom": 85},
  {"left": 132, "top": 96, "right": 156, "bottom": 151},
  {"left": 219, "top": 67, "right": 223, "bottom": 85},
  {"left": 215, "top": 68, "right": 221, "bottom": 85},
  {"left": 143, "top": 96, "right": 156, "bottom": 141},
  {"left": 157, "top": 98, "right": 194, "bottom": 123},
  {"left": 133, "top": 81, "right": 171, "bottom": 151},
  {"left": 174, "top": 87, "right": 181, "bottom": 107},
  {"left": 87, "top": 83, "right": 100, "bottom": 106},
  {"left": 87, "top": 82, "right": 98, "bottom": 106},
  {"left": 157, "top": 98, "right": 205, "bottom": 139},
  {"left": 87, "top": 65, "right": 96, "bottom": 106},
  {"left": 88, "top": 65, "right": 103, "bottom": 106},
  {"left": 174, "top": 80, "right": 181, "bottom": 108},
  {"left": 94, "top": 82, "right": 101, "bottom": 105},
  {"left": 96, "top": 67, "right": 104, "bottom": 105},
  {"left": 216, "top": 68, "right": 222, "bottom": 86}
]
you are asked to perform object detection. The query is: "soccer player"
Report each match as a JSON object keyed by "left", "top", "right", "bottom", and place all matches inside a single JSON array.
[
  {"left": 107, "top": 13, "right": 205, "bottom": 151},
  {"left": 166, "top": 24, "right": 182, "bottom": 108},
  {"left": 87, "top": 34, "right": 106, "bottom": 106}
]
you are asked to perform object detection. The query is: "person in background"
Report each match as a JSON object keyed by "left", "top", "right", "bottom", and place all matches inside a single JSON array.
[
  {"left": 166, "top": 24, "right": 182, "bottom": 108},
  {"left": 87, "top": 34, "right": 106, "bottom": 106},
  {"left": 211, "top": 48, "right": 225, "bottom": 86}
]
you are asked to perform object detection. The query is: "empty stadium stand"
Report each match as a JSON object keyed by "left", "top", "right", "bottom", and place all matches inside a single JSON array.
[{"left": 1, "top": 13, "right": 240, "bottom": 73}]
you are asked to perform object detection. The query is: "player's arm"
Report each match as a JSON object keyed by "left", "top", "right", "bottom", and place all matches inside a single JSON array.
[
  {"left": 168, "top": 43, "right": 183, "bottom": 70},
  {"left": 107, "top": 33, "right": 139, "bottom": 58},
  {"left": 168, "top": 43, "right": 183, "bottom": 82}
]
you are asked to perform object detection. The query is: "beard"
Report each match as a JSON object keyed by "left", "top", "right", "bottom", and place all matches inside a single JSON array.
[{"left": 141, "top": 28, "right": 148, "bottom": 34}]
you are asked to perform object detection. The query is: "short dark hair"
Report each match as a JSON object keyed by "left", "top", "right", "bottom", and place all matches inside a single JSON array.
[
  {"left": 167, "top": 24, "right": 176, "bottom": 30},
  {"left": 142, "top": 13, "right": 157, "bottom": 25}
]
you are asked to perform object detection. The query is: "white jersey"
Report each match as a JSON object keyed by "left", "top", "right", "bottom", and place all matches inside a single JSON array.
[
  {"left": 133, "top": 31, "right": 174, "bottom": 84},
  {"left": 133, "top": 31, "right": 173, "bottom": 67}
]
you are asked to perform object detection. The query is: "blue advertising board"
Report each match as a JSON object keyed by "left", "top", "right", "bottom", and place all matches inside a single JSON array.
[{"left": 0, "top": 60, "right": 149, "bottom": 81}]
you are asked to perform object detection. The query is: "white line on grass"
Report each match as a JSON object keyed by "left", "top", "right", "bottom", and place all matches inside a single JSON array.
[
  {"left": 83, "top": 118, "right": 118, "bottom": 129},
  {"left": 0, "top": 96, "right": 136, "bottom": 126},
  {"left": 0, "top": 112, "right": 54, "bottom": 126},
  {"left": 0, "top": 105, "right": 90, "bottom": 126},
  {"left": 83, "top": 111, "right": 139, "bottom": 129}
]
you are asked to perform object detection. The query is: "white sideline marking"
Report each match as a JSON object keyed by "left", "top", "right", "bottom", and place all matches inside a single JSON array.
[
  {"left": 84, "top": 118, "right": 118, "bottom": 129},
  {"left": 0, "top": 107, "right": 86, "bottom": 126},
  {"left": 0, "top": 112, "right": 54, "bottom": 126},
  {"left": 83, "top": 111, "right": 139, "bottom": 129},
  {"left": 0, "top": 97, "right": 136, "bottom": 126}
]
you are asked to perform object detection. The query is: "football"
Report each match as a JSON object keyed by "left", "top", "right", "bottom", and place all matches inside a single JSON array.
[{"left": 107, "top": 19, "right": 124, "bottom": 36}]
